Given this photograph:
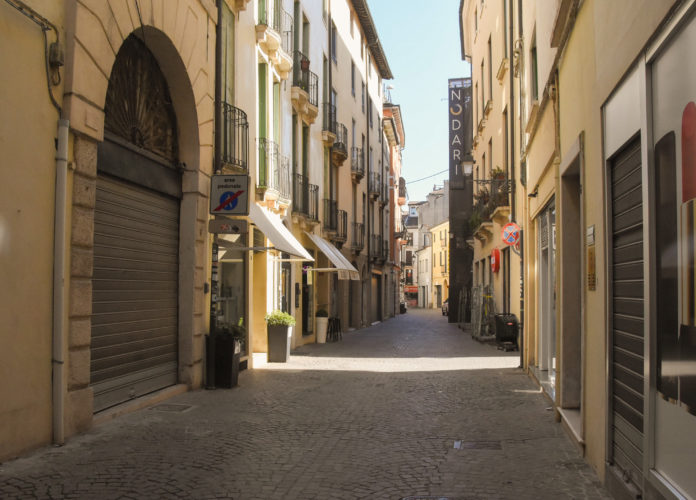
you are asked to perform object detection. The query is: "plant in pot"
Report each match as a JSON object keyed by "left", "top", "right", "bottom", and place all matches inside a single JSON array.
[
  {"left": 315, "top": 308, "right": 329, "bottom": 344},
  {"left": 265, "top": 310, "right": 296, "bottom": 363},
  {"left": 490, "top": 166, "right": 506, "bottom": 180}
]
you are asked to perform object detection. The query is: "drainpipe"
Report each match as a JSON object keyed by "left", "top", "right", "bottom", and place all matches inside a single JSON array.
[
  {"left": 214, "top": 0, "right": 223, "bottom": 173},
  {"left": 53, "top": 118, "right": 69, "bottom": 445},
  {"left": 510, "top": 0, "right": 524, "bottom": 367}
]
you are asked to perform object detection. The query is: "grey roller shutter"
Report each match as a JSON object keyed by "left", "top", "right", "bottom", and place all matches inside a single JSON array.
[
  {"left": 91, "top": 175, "right": 179, "bottom": 412},
  {"left": 609, "top": 136, "right": 644, "bottom": 490}
]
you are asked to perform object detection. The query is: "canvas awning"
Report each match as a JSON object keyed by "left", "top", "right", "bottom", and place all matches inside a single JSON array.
[
  {"left": 246, "top": 203, "right": 313, "bottom": 261},
  {"left": 305, "top": 232, "right": 360, "bottom": 280}
]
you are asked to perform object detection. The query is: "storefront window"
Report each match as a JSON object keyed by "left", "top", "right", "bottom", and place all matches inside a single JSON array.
[{"left": 218, "top": 247, "right": 248, "bottom": 354}]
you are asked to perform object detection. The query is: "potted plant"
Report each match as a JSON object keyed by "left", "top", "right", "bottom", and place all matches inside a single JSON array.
[
  {"left": 491, "top": 166, "right": 506, "bottom": 180},
  {"left": 315, "top": 308, "right": 329, "bottom": 344},
  {"left": 265, "top": 310, "right": 296, "bottom": 362}
]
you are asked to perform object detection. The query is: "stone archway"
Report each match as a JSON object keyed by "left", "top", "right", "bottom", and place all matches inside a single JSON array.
[{"left": 63, "top": 2, "right": 214, "bottom": 434}]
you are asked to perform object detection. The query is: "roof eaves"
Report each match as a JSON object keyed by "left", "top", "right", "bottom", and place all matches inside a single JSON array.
[{"left": 352, "top": 0, "right": 394, "bottom": 79}]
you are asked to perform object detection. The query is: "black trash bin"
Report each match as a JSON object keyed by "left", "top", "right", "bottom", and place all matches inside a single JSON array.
[
  {"left": 494, "top": 314, "right": 519, "bottom": 348},
  {"left": 205, "top": 333, "right": 241, "bottom": 388}
]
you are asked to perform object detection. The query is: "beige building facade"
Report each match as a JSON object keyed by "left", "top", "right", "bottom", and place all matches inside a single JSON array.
[
  {"left": 431, "top": 220, "right": 450, "bottom": 309},
  {"left": 463, "top": 0, "right": 696, "bottom": 498},
  {"left": 1, "top": 0, "right": 398, "bottom": 462}
]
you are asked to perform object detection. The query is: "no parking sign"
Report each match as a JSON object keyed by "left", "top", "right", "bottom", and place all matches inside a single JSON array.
[
  {"left": 210, "top": 175, "right": 249, "bottom": 216},
  {"left": 501, "top": 222, "right": 521, "bottom": 247}
]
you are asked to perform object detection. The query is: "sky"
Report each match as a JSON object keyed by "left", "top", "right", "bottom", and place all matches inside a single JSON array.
[{"left": 367, "top": 0, "right": 471, "bottom": 203}]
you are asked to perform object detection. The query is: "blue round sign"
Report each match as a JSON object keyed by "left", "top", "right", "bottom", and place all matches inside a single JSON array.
[{"left": 219, "top": 191, "right": 239, "bottom": 211}]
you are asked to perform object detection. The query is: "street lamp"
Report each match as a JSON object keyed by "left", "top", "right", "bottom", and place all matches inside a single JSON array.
[{"left": 460, "top": 153, "right": 475, "bottom": 177}]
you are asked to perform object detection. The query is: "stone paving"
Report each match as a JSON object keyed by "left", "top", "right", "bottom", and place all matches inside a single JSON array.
[{"left": 0, "top": 308, "right": 611, "bottom": 499}]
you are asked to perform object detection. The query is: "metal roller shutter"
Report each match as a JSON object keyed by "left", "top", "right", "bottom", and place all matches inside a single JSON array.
[
  {"left": 609, "top": 136, "right": 644, "bottom": 489},
  {"left": 91, "top": 175, "right": 179, "bottom": 412}
]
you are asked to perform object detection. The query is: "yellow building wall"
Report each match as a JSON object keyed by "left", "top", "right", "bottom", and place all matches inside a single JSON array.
[
  {"left": 431, "top": 221, "right": 450, "bottom": 307},
  {"left": 558, "top": 0, "right": 675, "bottom": 480},
  {"left": 0, "top": 0, "right": 65, "bottom": 460}
]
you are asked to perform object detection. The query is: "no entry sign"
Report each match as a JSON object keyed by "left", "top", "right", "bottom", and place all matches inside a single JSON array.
[
  {"left": 501, "top": 222, "right": 521, "bottom": 246},
  {"left": 210, "top": 175, "right": 249, "bottom": 216}
]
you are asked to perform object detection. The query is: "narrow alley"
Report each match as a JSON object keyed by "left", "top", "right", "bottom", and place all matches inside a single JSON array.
[{"left": 0, "top": 310, "right": 609, "bottom": 500}]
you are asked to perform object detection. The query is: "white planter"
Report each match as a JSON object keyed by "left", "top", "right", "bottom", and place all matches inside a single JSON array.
[{"left": 316, "top": 317, "right": 328, "bottom": 343}]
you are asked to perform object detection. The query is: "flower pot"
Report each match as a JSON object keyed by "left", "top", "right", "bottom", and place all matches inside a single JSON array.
[
  {"left": 267, "top": 324, "right": 292, "bottom": 362},
  {"left": 316, "top": 317, "right": 328, "bottom": 343}
]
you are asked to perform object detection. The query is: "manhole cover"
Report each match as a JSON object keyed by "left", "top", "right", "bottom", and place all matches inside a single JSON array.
[
  {"left": 150, "top": 404, "right": 194, "bottom": 413},
  {"left": 453, "top": 440, "right": 502, "bottom": 450},
  {"left": 401, "top": 497, "right": 451, "bottom": 500}
]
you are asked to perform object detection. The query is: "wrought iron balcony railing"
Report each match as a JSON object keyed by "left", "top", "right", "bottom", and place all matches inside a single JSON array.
[
  {"left": 398, "top": 177, "right": 407, "bottom": 198},
  {"left": 351, "top": 147, "right": 365, "bottom": 178},
  {"left": 280, "top": 9, "right": 293, "bottom": 54},
  {"left": 257, "top": 138, "right": 278, "bottom": 188},
  {"left": 323, "top": 198, "right": 337, "bottom": 231},
  {"left": 382, "top": 240, "right": 389, "bottom": 261},
  {"left": 322, "top": 103, "right": 337, "bottom": 134},
  {"left": 469, "top": 178, "right": 513, "bottom": 230},
  {"left": 221, "top": 102, "right": 249, "bottom": 171},
  {"left": 381, "top": 178, "right": 389, "bottom": 204},
  {"left": 351, "top": 222, "right": 365, "bottom": 252},
  {"left": 370, "top": 234, "right": 382, "bottom": 259},
  {"left": 292, "top": 173, "right": 318, "bottom": 221},
  {"left": 336, "top": 210, "right": 347, "bottom": 242},
  {"left": 258, "top": 139, "right": 291, "bottom": 200},
  {"left": 292, "top": 51, "right": 319, "bottom": 107},
  {"left": 368, "top": 172, "right": 381, "bottom": 198},
  {"left": 334, "top": 123, "right": 348, "bottom": 157}
]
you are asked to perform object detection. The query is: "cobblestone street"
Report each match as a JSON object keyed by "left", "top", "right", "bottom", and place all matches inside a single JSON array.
[{"left": 0, "top": 309, "right": 610, "bottom": 499}]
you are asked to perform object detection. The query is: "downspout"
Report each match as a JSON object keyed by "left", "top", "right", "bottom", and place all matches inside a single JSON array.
[
  {"left": 365, "top": 53, "right": 371, "bottom": 325},
  {"left": 512, "top": 0, "right": 524, "bottom": 367},
  {"left": 53, "top": 118, "right": 69, "bottom": 445},
  {"left": 214, "top": 0, "right": 223, "bottom": 173}
]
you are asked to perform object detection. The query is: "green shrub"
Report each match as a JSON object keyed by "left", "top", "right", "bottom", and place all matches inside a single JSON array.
[
  {"left": 265, "top": 310, "right": 296, "bottom": 326},
  {"left": 315, "top": 308, "right": 328, "bottom": 317}
]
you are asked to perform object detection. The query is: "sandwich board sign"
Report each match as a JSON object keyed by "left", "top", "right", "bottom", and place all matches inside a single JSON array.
[{"left": 210, "top": 175, "right": 249, "bottom": 216}]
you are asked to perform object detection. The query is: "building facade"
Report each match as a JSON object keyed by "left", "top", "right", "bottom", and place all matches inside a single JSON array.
[
  {"left": 0, "top": 0, "right": 398, "bottom": 462},
  {"left": 461, "top": 0, "right": 696, "bottom": 498},
  {"left": 431, "top": 220, "right": 450, "bottom": 309}
]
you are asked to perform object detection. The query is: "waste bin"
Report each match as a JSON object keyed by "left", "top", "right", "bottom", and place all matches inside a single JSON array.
[
  {"left": 494, "top": 314, "right": 519, "bottom": 345},
  {"left": 206, "top": 333, "right": 241, "bottom": 388}
]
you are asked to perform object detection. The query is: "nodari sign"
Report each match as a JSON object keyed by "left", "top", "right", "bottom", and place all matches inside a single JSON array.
[{"left": 210, "top": 175, "right": 249, "bottom": 216}]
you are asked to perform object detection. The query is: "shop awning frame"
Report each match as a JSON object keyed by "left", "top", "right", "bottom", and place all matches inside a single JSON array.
[
  {"left": 305, "top": 232, "right": 360, "bottom": 280},
  {"left": 219, "top": 204, "right": 313, "bottom": 261}
]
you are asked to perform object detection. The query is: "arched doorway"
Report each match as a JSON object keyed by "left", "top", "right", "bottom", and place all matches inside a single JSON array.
[{"left": 90, "top": 35, "right": 182, "bottom": 412}]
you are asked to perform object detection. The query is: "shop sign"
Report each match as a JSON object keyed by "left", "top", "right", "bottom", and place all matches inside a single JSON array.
[
  {"left": 208, "top": 218, "right": 248, "bottom": 234},
  {"left": 210, "top": 175, "right": 249, "bottom": 216},
  {"left": 491, "top": 248, "right": 500, "bottom": 273}
]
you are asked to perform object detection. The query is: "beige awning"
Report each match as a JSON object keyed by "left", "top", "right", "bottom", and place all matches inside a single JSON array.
[
  {"left": 305, "top": 232, "right": 360, "bottom": 280},
  {"left": 248, "top": 204, "right": 313, "bottom": 261}
]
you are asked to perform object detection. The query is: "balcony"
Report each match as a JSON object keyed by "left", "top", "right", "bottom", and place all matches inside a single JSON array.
[
  {"left": 351, "top": 147, "right": 365, "bottom": 182},
  {"left": 332, "top": 123, "right": 348, "bottom": 166},
  {"left": 351, "top": 222, "right": 365, "bottom": 253},
  {"left": 322, "top": 103, "right": 337, "bottom": 145},
  {"left": 292, "top": 173, "right": 318, "bottom": 223},
  {"left": 369, "top": 234, "right": 382, "bottom": 261},
  {"left": 470, "top": 178, "right": 513, "bottom": 241},
  {"left": 256, "top": 0, "right": 281, "bottom": 59},
  {"left": 323, "top": 198, "right": 337, "bottom": 233},
  {"left": 382, "top": 240, "right": 389, "bottom": 262},
  {"left": 398, "top": 177, "right": 407, "bottom": 205},
  {"left": 380, "top": 178, "right": 389, "bottom": 206},
  {"left": 291, "top": 51, "right": 319, "bottom": 123},
  {"left": 257, "top": 139, "right": 291, "bottom": 209},
  {"left": 334, "top": 210, "right": 347, "bottom": 245},
  {"left": 221, "top": 102, "right": 249, "bottom": 171},
  {"left": 368, "top": 172, "right": 381, "bottom": 199}
]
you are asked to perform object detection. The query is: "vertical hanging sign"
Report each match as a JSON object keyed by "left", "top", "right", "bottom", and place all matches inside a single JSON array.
[{"left": 449, "top": 78, "right": 472, "bottom": 190}]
